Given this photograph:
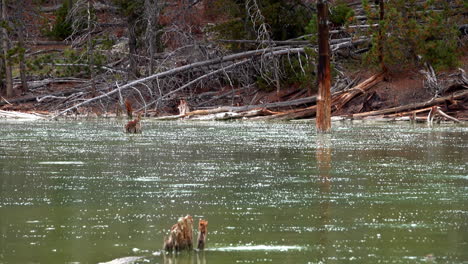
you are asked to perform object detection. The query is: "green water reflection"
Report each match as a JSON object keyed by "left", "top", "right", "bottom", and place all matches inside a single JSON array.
[{"left": 0, "top": 120, "right": 467, "bottom": 263}]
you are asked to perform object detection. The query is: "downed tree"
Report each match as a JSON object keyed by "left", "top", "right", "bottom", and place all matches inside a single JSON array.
[
  {"left": 352, "top": 90, "right": 468, "bottom": 118},
  {"left": 50, "top": 39, "right": 370, "bottom": 119},
  {"left": 155, "top": 72, "right": 385, "bottom": 121},
  {"left": 189, "top": 108, "right": 266, "bottom": 121},
  {"left": 331, "top": 71, "right": 386, "bottom": 111},
  {"left": 427, "top": 106, "right": 461, "bottom": 123},
  {"left": 0, "top": 110, "right": 46, "bottom": 120}
]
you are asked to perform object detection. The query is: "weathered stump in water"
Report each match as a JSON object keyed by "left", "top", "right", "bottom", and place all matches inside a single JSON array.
[
  {"left": 124, "top": 114, "right": 142, "bottom": 133},
  {"left": 197, "top": 219, "right": 208, "bottom": 250},
  {"left": 163, "top": 216, "right": 208, "bottom": 252},
  {"left": 163, "top": 215, "right": 194, "bottom": 252},
  {"left": 177, "top": 99, "right": 190, "bottom": 115}
]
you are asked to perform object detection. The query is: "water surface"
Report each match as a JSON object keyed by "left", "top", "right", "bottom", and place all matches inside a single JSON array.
[{"left": 0, "top": 120, "right": 467, "bottom": 263}]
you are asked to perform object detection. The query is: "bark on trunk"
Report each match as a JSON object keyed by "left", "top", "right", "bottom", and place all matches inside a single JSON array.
[{"left": 316, "top": 0, "right": 332, "bottom": 133}]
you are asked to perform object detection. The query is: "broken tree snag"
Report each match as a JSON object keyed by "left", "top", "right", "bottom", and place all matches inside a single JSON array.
[
  {"left": 125, "top": 99, "right": 133, "bottom": 119},
  {"left": 124, "top": 113, "right": 142, "bottom": 133},
  {"left": 427, "top": 106, "right": 460, "bottom": 124},
  {"left": 316, "top": 0, "right": 332, "bottom": 133},
  {"left": 163, "top": 215, "right": 194, "bottom": 252},
  {"left": 177, "top": 99, "right": 190, "bottom": 115},
  {"left": 197, "top": 219, "right": 208, "bottom": 250}
]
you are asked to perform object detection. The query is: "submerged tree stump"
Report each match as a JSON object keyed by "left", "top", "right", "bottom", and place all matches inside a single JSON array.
[
  {"left": 177, "top": 99, "right": 190, "bottom": 115},
  {"left": 164, "top": 215, "right": 194, "bottom": 252},
  {"left": 163, "top": 216, "right": 208, "bottom": 252},
  {"left": 124, "top": 114, "right": 141, "bottom": 133},
  {"left": 197, "top": 219, "right": 208, "bottom": 250}
]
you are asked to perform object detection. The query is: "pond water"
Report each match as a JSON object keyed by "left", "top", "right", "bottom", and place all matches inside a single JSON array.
[{"left": 0, "top": 120, "right": 467, "bottom": 264}]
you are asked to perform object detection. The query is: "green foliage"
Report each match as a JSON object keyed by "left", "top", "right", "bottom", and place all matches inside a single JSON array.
[
  {"left": 304, "top": 14, "right": 318, "bottom": 44},
  {"left": 208, "top": 0, "right": 312, "bottom": 42},
  {"left": 26, "top": 47, "right": 110, "bottom": 78},
  {"left": 330, "top": 1, "right": 355, "bottom": 26},
  {"left": 284, "top": 48, "right": 317, "bottom": 91},
  {"left": 99, "top": 36, "right": 116, "bottom": 50},
  {"left": 113, "top": 0, "right": 144, "bottom": 18},
  {"left": 43, "top": 0, "right": 73, "bottom": 40},
  {"left": 362, "top": 0, "right": 462, "bottom": 71}
]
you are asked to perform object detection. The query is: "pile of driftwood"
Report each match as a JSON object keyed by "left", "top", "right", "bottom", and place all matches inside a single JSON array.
[
  {"left": 163, "top": 215, "right": 208, "bottom": 252},
  {"left": 154, "top": 71, "right": 467, "bottom": 122}
]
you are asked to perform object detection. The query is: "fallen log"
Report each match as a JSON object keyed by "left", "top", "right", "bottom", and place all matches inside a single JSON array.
[
  {"left": 189, "top": 108, "right": 265, "bottom": 121},
  {"left": 0, "top": 87, "right": 86, "bottom": 107},
  {"left": 427, "top": 106, "right": 461, "bottom": 123},
  {"left": 386, "top": 106, "right": 433, "bottom": 117},
  {"left": 331, "top": 71, "right": 386, "bottom": 110},
  {"left": 0, "top": 110, "right": 46, "bottom": 120},
  {"left": 252, "top": 106, "right": 317, "bottom": 121},
  {"left": 157, "top": 72, "right": 384, "bottom": 121},
  {"left": 216, "top": 37, "right": 366, "bottom": 46},
  {"left": 352, "top": 90, "right": 468, "bottom": 118}
]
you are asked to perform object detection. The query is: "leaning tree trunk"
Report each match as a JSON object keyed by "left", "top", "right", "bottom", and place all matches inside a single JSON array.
[
  {"left": 1, "top": 0, "right": 13, "bottom": 97},
  {"left": 316, "top": 0, "right": 331, "bottom": 133}
]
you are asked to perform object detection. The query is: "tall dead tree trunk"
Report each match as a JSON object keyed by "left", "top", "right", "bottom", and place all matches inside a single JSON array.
[
  {"left": 1, "top": 0, "right": 13, "bottom": 97},
  {"left": 316, "top": 0, "right": 331, "bottom": 133}
]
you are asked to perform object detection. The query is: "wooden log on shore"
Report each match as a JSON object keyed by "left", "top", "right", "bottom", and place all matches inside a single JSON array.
[
  {"left": 0, "top": 110, "right": 46, "bottom": 120},
  {"left": 331, "top": 71, "right": 385, "bottom": 111},
  {"left": 352, "top": 90, "right": 468, "bottom": 118}
]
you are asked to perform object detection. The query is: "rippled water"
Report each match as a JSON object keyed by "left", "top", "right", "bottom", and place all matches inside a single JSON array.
[{"left": 0, "top": 120, "right": 467, "bottom": 263}]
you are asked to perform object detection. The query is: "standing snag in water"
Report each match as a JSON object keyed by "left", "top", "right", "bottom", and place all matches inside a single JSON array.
[
  {"left": 163, "top": 215, "right": 194, "bottom": 252},
  {"left": 125, "top": 113, "right": 142, "bottom": 133},
  {"left": 177, "top": 99, "right": 190, "bottom": 115},
  {"left": 197, "top": 219, "right": 208, "bottom": 250}
]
